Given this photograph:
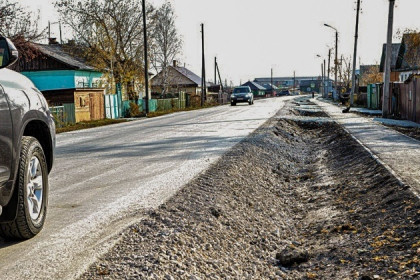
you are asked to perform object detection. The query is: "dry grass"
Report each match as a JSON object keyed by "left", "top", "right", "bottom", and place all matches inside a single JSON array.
[{"left": 56, "top": 119, "right": 128, "bottom": 134}]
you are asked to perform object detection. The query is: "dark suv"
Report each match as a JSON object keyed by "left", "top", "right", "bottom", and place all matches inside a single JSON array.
[
  {"left": 230, "top": 86, "right": 254, "bottom": 106},
  {"left": 0, "top": 36, "right": 55, "bottom": 239}
]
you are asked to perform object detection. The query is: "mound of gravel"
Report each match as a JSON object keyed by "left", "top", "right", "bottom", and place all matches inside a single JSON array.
[{"left": 80, "top": 99, "right": 420, "bottom": 279}]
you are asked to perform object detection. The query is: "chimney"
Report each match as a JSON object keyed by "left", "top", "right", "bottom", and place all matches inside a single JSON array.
[
  {"left": 48, "top": 38, "right": 59, "bottom": 45},
  {"left": 173, "top": 60, "right": 177, "bottom": 67}
]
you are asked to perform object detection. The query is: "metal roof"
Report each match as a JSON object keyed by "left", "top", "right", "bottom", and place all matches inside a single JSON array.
[
  {"left": 379, "top": 43, "right": 401, "bottom": 72},
  {"left": 173, "top": 66, "right": 204, "bottom": 86},
  {"left": 241, "top": 81, "right": 266, "bottom": 90},
  {"left": 34, "top": 44, "right": 97, "bottom": 71}
]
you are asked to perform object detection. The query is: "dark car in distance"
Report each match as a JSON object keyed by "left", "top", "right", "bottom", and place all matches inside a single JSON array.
[
  {"left": 230, "top": 86, "right": 254, "bottom": 106},
  {"left": 276, "top": 89, "right": 291, "bottom": 96},
  {"left": 0, "top": 36, "right": 55, "bottom": 239}
]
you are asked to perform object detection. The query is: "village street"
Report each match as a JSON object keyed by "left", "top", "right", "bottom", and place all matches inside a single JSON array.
[{"left": 0, "top": 97, "right": 293, "bottom": 280}]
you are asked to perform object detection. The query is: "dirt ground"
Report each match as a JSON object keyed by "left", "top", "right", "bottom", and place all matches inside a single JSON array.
[{"left": 80, "top": 97, "right": 420, "bottom": 280}]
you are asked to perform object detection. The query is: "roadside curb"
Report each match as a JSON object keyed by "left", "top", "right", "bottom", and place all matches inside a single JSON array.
[{"left": 313, "top": 98, "right": 420, "bottom": 201}]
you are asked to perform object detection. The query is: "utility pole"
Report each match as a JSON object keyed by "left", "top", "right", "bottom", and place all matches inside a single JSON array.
[
  {"left": 335, "top": 31, "right": 338, "bottom": 100},
  {"left": 328, "top": 49, "right": 331, "bottom": 97},
  {"left": 325, "top": 24, "right": 339, "bottom": 101},
  {"left": 201, "top": 23, "right": 206, "bottom": 106},
  {"left": 214, "top": 57, "right": 217, "bottom": 85},
  {"left": 350, "top": 0, "right": 361, "bottom": 107},
  {"left": 324, "top": 59, "right": 327, "bottom": 98},
  {"left": 142, "top": 0, "right": 149, "bottom": 114},
  {"left": 216, "top": 60, "right": 224, "bottom": 92},
  {"left": 271, "top": 68, "right": 273, "bottom": 93},
  {"left": 383, "top": 0, "right": 395, "bottom": 117},
  {"left": 293, "top": 70, "right": 296, "bottom": 92},
  {"left": 321, "top": 63, "right": 324, "bottom": 96}
]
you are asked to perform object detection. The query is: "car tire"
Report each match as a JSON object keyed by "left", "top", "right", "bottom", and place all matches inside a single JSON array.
[
  {"left": 0, "top": 136, "right": 48, "bottom": 240},
  {"left": 231, "top": 102, "right": 236, "bottom": 106}
]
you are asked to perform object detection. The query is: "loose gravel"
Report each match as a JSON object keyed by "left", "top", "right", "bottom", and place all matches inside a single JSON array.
[{"left": 80, "top": 97, "right": 420, "bottom": 280}]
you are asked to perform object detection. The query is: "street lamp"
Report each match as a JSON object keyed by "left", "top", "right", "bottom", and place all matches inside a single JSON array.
[{"left": 324, "top": 23, "right": 339, "bottom": 101}]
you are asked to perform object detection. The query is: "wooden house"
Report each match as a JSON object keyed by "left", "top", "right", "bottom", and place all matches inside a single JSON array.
[
  {"left": 151, "top": 62, "right": 207, "bottom": 99},
  {"left": 12, "top": 42, "right": 105, "bottom": 123}
]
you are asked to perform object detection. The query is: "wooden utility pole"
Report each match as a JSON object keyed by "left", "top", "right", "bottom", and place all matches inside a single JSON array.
[
  {"left": 271, "top": 68, "right": 273, "bottom": 94},
  {"left": 323, "top": 59, "right": 327, "bottom": 97},
  {"left": 350, "top": 0, "right": 361, "bottom": 107},
  {"left": 201, "top": 23, "right": 206, "bottom": 106},
  {"left": 383, "top": 0, "right": 395, "bottom": 117},
  {"left": 328, "top": 49, "right": 331, "bottom": 97},
  {"left": 214, "top": 57, "right": 217, "bottom": 85},
  {"left": 142, "top": 0, "right": 149, "bottom": 114}
]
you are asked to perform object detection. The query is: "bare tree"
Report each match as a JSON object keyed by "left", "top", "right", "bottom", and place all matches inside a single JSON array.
[
  {"left": 360, "top": 65, "right": 382, "bottom": 86},
  {"left": 0, "top": 0, "right": 45, "bottom": 61},
  {"left": 335, "top": 55, "right": 352, "bottom": 91},
  {"left": 55, "top": 0, "right": 154, "bottom": 90},
  {"left": 150, "top": 1, "right": 182, "bottom": 95}
]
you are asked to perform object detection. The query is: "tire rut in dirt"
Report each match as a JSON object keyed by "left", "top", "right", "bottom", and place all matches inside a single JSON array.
[{"left": 80, "top": 98, "right": 420, "bottom": 280}]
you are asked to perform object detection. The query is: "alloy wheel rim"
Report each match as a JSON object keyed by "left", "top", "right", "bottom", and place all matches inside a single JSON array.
[{"left": 27, "top": 156, "right": 43, "bottom": 221}]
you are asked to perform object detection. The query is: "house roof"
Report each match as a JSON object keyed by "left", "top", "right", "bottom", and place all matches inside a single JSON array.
[
  {"left": 151, "top": 65, "right": 210, "bottom": 87},
  {"left": 34, "top": 44, "right": 97, "bottom": 71},
  {"left": 396, "top": 33, "right": 420, "bottom": 71},
  {"left": 262, "top": 83, "right": 279, "bottom": 90},
  {"left": 241, "top": 81, "right": 266, "bottom": 91},
  {"left": 379, "top": 43, "right": 401, "bottom": 72},
  {"left": 173, "top": 66, "right": 203, "bottom": 86}
]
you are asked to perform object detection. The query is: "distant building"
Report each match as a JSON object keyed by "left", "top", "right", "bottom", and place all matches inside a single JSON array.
[
  {"left": 254, "top": 76, "right": 333, "bottom": 92},
  {"left": 254, "top": 76, "right": 332, "bottom": 93},
  {"left": 241, "top": 81, "right": 266, "bottom": 97},
  {"left": 151, "top": 61, "right": 208, "bottom": 98}
]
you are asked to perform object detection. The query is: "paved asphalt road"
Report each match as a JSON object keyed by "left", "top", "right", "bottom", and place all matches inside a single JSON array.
[{"left": 0, "top": 97, "right": 292, "bottom": 279}]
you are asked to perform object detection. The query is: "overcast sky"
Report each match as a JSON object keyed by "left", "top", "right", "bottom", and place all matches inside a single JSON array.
[{"left": 20, "top": 0, "right": 420, "bottom": 85}]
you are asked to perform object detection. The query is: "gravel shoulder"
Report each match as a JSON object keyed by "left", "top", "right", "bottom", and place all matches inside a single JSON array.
[{"left": 80, "top": 97, "right": 420, "bottom": 280}]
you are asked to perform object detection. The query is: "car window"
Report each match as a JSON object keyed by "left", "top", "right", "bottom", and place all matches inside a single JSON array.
[{"left": 233, "top": 87, "right": 249, "bottom": 93}]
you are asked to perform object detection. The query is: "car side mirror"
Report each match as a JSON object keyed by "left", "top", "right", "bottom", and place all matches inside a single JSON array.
[{"left": 0, "top": 37, "right": 18, "bottom": 69}]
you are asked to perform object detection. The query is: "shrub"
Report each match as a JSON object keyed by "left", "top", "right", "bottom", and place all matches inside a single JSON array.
[{"left": 129, "top": 102, "right": 141, "bottom": 117}]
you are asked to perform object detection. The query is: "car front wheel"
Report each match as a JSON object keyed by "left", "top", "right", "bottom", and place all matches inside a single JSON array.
[{"left": 0, "top": 136, "right": 49, "bottom": 240}]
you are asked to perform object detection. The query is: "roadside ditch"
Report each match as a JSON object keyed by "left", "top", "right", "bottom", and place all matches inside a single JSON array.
[{"left": 80, "top": 97, "right": 420, "bottom": 279}]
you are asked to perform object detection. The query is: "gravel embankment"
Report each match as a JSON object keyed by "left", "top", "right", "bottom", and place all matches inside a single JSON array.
[{"left": 80, "top": 97, "right": 420, "bottom": 279}]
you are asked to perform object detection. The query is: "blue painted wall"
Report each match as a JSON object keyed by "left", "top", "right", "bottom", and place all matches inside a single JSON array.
[{"left": 21, "top": 70, "right": 103, "bottom": 91}]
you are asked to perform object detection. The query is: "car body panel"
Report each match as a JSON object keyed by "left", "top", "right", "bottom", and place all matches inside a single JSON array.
[
  {"left": 0, "top": 85, "right": 13, "bottom": 186},
  {"left": 0, "top": 68, "right": 55, "bottom": 207}
]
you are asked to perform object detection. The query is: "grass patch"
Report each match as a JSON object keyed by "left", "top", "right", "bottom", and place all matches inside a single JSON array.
[{"left": 56, "top": 119, "right": 128, "bottom": 134}]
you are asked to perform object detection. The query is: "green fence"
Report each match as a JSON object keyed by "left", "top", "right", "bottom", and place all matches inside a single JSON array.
[
  {"left": 50, "top": 103, "right": 76, "bottom": 126},
  {"left": 121, "top": 96, "right": 188, "bottom": 117}
]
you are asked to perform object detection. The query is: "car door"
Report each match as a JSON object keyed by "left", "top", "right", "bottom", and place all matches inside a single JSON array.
[{"left": 0, "top": 85, "right": 13, "bottom": 186}]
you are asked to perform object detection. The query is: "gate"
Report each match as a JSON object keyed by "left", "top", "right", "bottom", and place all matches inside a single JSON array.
[{"left": 104, "top": 94, "right": 120, "bottom": 119}]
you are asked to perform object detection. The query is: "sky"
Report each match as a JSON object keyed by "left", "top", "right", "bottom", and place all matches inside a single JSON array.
[{"left": 19, "top": 0, "right": 420, "bottom": 85}]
